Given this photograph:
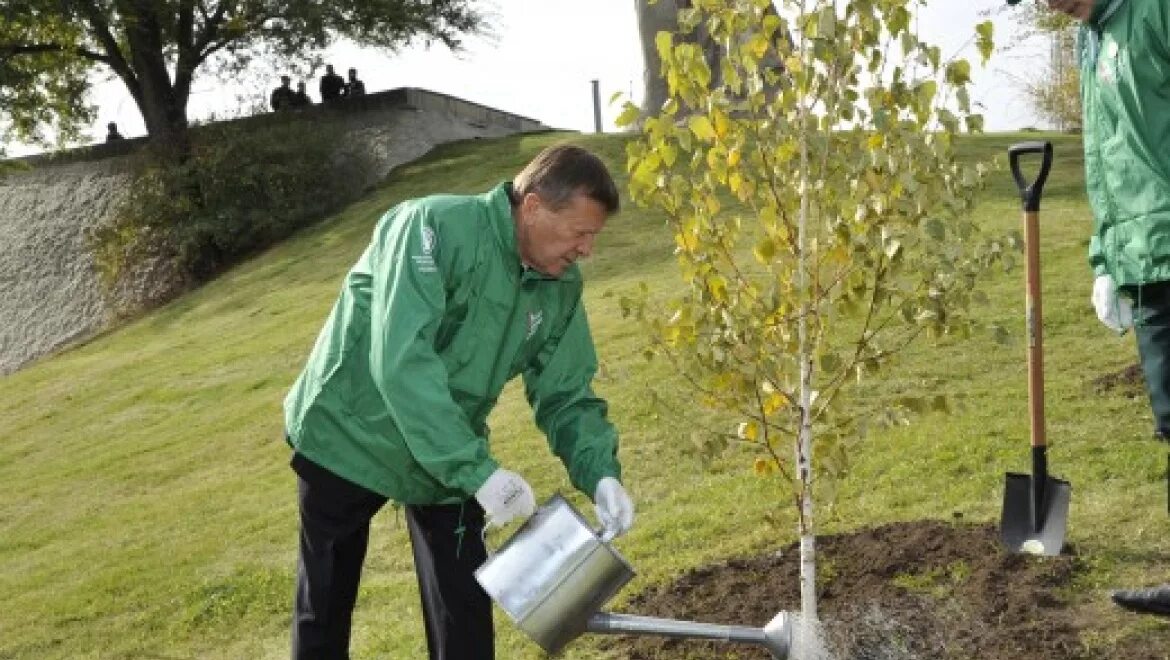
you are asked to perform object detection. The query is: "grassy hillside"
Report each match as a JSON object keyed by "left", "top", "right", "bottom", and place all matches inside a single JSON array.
[{"left": 1, "top": 131, "right": 1167, "bottom": 659}]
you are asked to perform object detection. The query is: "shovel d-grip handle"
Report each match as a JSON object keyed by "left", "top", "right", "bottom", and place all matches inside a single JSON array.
[{"left": 1009, "top": 141, "right": 1053, "bottom": 213}]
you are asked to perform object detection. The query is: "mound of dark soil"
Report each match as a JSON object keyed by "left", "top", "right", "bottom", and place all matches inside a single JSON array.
[
  {"left": 603, "top": 520, "right": 1168, "bottom": 660},
  {"left": 1089, "top": 362, "right": 1145, "bottom": 396}
]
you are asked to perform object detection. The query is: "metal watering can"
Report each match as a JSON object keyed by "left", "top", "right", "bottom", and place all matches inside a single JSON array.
[{"left": 474, "top": 494, "right": 793, "bottom": 658}]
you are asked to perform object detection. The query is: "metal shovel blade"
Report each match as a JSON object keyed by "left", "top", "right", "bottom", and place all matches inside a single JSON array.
[{"left": 1000, "top": 472, "right": 1070, "bottom": 556}]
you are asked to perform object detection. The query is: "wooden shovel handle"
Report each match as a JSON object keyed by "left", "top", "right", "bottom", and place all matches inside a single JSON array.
[
  {"left": 1009, "top": 142, "right": 1054, "bottom": 449},
  {"left": 1025, "top": 209, "right": 1046, "bottom": 449}
]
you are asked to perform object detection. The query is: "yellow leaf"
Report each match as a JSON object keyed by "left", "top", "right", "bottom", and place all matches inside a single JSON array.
[
  {"left": 706, "top": 195, "right": 721, "bottom": 215},
  {"left": 713, "top": 110, "right": 730, "bottom": 139},
  {"left": 747, "top": 32, "right": 769, "bottom": 60},
  {"left": 664, "top": 324, "right": 681, "bottom": 346},
  {"left": 753, "top": 456, "right": 775, "bottom": 476},
  {"left": 655, "top": 30, "right": 674, "bottom": 61},
  {"left": 709, "top": 274, "right": 728, "bottom": 302},
  {"left": 763, "top": 392, "right": 786, "bottom": 415},
  {"left": 615, "top": 102, "right": 641, "bottom": 128},
  {"left": 689, "top": 116, "right": 717, "bottom": 142},
  {"left": 631, "top": 158, "right": 658, "bottom": 192},
  {"left": 675, "top": 231, "right": 699, "bottom": 252},
  {"left": 739, "top": 421, "right": 759, "bottom": 441}
]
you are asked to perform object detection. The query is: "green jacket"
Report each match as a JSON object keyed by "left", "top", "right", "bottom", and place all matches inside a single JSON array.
[
  {"left": 1081, "top": 0, "right": 1170, "bottom": 287},
  {"left": 284, "top": 183, "right": 621, "bottom": 504}
]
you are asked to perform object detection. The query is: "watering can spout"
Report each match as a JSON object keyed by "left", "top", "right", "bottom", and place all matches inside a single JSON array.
[{"left": 585, "top": 610, "right": 792, "bottom": 659}]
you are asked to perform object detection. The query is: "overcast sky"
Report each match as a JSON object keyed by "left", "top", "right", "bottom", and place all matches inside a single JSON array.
[{"left": 16, "top": 0, "right": 1048, "bottom": 154}]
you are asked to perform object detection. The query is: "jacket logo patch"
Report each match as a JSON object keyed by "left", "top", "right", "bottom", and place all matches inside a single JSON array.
[
  {"left": 413, "top": 225, "right": 437, "bottom": 273},
  {"left": 421, "top": 226, "right": 436, "bottom": 255},
  {"left": 526, "top": 310, "right": 543, "bottom": 339}
]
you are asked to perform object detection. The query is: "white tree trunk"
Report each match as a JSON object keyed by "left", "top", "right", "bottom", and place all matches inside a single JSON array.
[{"left": 795, "top": 0, "right": 818, "bottom": 626}]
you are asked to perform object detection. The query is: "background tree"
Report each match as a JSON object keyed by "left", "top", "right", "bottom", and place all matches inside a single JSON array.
[
  {"left": 0, "top": 0, "right": 485, "bottom": 153},
  {"left": 633, "top": 0, "right": 787, "bottom": 118},
  {"left": 0, "top": 4, "right": 93, "bottom": 151},
  {"left": 617, "top": 0, "right": 1003, "bottom": 634},
  {"left": 1005, "top": 2, "right": 1080, "bottom": 131}
]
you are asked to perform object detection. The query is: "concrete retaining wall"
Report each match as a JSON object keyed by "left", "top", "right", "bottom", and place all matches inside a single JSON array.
[{"left": 0, "top": 87, "right": 546, "bottom": 375}]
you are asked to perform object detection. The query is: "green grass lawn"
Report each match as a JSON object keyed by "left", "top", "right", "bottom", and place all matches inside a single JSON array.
[{"left": 1, "top": 131, "right": 1167, "bottom": 659}]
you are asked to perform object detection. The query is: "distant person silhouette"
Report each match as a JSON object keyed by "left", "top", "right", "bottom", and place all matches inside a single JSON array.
[
  {"left": 344, "top": 68, "right": 366, "bottom": 98},
  {"left": 319, "top": 65, "right": 345, "bottom": 103},
  {"left": 105, "top": 122, "right": 124, "bottom": 142},
  {"left": 271, "top": 75, "right": 297, "bottom": 111},
  {"left": 291, "top": 81, "right": 312, "bottom": 108}
]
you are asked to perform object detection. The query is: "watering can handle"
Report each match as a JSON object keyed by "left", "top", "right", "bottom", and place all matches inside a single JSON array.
[
  {"left": 1008, "top": 141, "right": 1053, "bottom": 213},
  {"left": 479, "top": 495, "right": 611, "bottom": 558}
]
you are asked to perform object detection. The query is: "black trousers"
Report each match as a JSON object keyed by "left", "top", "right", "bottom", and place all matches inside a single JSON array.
[
  {"left": 291, "top": 453, "right": 494, "bottom": 660},
  {"left": 1127, "top": 282, "right": 1170, "bottom": 435}
]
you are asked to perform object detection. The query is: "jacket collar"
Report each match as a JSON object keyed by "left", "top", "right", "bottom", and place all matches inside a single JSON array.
[
  {"left": 484, "top": 182, "right": 581, "bottom": 283},
  {"left": 1089, "top": 0, "right": 1126, "bottom": 26},
  {"left": 1079, "top": 0, "right": 1127, "bottom": 64}
]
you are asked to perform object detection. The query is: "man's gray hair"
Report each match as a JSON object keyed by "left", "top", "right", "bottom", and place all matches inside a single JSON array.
[{"left": 513, "top": 144, "right": 620, "bottom": 214}]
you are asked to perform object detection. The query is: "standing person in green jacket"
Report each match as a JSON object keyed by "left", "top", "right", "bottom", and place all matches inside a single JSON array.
[
  {"left": 1022, "top": 0, "right": 1170, "bottom": 617},
  {"left": 283, "top": 144, "right": 636, "bottom": 658}
]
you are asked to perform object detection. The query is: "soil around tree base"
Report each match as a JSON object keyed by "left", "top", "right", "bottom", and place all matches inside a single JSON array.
[{"left": 602, "top": 520, "right": 1170, "bottom": 660}]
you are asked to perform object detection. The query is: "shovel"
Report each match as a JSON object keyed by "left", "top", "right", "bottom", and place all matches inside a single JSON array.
[{"left": 1000, "top": 141, "right": 1071, "bottom": 556}]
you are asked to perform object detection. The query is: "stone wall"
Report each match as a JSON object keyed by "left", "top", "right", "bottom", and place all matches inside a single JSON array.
[{"left": 0, "top": 87, "right": 546, "bottom": 375}]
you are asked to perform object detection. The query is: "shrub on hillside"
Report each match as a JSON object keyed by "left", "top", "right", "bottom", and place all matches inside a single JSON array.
[{"left": 90, "top": 117, "right": 357, "bottom": 305}]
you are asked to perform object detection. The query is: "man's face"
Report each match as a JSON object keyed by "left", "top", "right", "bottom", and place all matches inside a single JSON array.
[
  {"left": 1047, "top": 0, "right": 1094, "bottom": 20},
  {"left": 516, "top": 191, "right": 608, "bottom": 278}
]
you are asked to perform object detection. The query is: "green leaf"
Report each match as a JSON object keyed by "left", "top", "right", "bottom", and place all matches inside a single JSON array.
[
  {"left": 888, "top": 6, "right": 911, "bottom": 36},
  {"left": 975, "top": 20, "right": 995, "bottom": 65},
  {"left": 818, "top": 352, "right": 842, "bottom": 374},
  {"left": 817, "top": 6, "right": 837, "bottom": 40},
  {"left": 753, "top": 237, "right": 777, "bottom": 264},
  {"left": 660, "top": 143, "right": 678, "bottom": 167},
  {"left": 945, "top": 60, "right": 971, "bottom": 86},
  {"left": 976, "top": 20, "right": 994, "bottom": 43},
  {"left": 924, "top": 218, "right": 946, "bottom": 241},
  {"left": 915, "top": 80, "right": 938, "bottom": 110}
]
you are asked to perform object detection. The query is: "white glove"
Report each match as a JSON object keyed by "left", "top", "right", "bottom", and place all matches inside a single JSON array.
[
  {"left": 1091, "top": 275, "right": 1133, "bottom": 334},
  {"left": 594, "top": 477, "right": 635, "bottom": 541},
  {"left": 474, "top": 468, "right": 536, "bottom": 527}
]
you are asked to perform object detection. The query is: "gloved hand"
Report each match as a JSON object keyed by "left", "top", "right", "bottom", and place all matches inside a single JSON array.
[
  {"left": 475, "top": 468, "right": 536, "bottom": 527},
  {"left": 593, "top": 477, "right": 635, "bottom": 541},
  {"left": 1091, "top": 274, "right": 1134, "bottom": 334}
]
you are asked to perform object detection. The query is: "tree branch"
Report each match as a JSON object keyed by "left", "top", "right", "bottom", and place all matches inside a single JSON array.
[
  {"left": 1, "top": 42, "right": 112, "bottom": 66},
  {"left": 72, "top": 0, "right": 138, "bottom": 91}
]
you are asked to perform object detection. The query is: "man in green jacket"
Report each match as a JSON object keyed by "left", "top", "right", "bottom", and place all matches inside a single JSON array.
[
  {"left": 284, "top": 144, "right": 636, "bottom": 658},
  {"left": 1024, "top": 0, "right": 1170, "bottom": 617}
]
